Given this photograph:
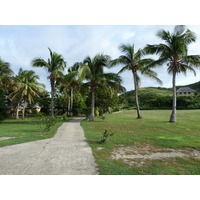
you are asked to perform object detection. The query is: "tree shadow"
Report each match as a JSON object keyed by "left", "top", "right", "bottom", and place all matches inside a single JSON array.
[{"left": 87, "top": 139, "right": 101, "bottom": 144}]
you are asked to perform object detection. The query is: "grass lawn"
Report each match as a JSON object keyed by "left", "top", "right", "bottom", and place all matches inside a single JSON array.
[
  {"left": 0, "top": 116, "right": 72, "bottom": 147},
  {"left": 81, "top": 110, "right": 200, "bottom": 175}
]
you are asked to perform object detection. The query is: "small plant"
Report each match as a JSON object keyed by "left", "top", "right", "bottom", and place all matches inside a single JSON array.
[
  {"left": 43, "top": 117, "right": 58, "bottom": 132},
  {"left": 99, "top": 129, "right": 114, "bottom": 144},
  {"left": 62, "top": 113, "right": 67, "bottom": 121},
  {"left": 34, "top": 113, "right": 58, "bottom": 134},
  {"left": 101, "top": 115, "right": 105, "bottom": 120}
]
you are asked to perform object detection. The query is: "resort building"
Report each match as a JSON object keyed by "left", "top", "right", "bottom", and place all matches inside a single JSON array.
[{"left": 176, "top": 87, "right": 196, "bottom": 96}]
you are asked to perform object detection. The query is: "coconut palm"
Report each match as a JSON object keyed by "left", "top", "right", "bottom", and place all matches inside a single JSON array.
[
  {"left": 111, "top": 44, "right": 162, "bottom": 119},
  {"left": 9, "top": 69, "right": 45, "bottom": 119},
  {"left": 58, "top": 62, "right": 81, "bottom": 116},
  {"left": 144, "top": 25, "right": 200, "bottom": 122},
  {"left": 79, "top": 54, "right": 124, "bottom": 121},
  {"left": 0, "top": 58, "right": 14, "bottom": 93},
  {"left": 32, "top": 48, "right": 66, "bottom": 117}
]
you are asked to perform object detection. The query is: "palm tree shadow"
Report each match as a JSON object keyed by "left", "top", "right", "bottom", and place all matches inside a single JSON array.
[{"left": 87, "top": 139, "right": 101, "bottom": 144}]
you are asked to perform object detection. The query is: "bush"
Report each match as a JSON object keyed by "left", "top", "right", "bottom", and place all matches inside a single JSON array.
[
  {"left": 95, "top": 107, "right": 99, "bottom": 117},
  {"left": 62, "top": 113, "right": 67, "bottom": 120}
]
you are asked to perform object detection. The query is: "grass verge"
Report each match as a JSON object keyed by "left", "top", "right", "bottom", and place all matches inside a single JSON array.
[
  {"left": 0, "top": 116, "right": 72, "bottom": 147},
  {"left": 81, "top": 110, "right": 200, "bottom": 175}
]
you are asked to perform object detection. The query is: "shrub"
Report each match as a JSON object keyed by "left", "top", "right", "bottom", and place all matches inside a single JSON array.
[{"left": 62, "top": 113, "right": 67, "bottom": 120}]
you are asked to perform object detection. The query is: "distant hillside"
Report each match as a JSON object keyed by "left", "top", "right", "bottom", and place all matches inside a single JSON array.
[
  {"left": 121, "top": 81, "right": 200, "bottom": 100},
  {"left": 178, "top": 81, "right": 200, "bottom": 92},
  {"left": 119, "top": 81, "right": 200, "bottom": 109},
  {"left": 120, "top": 87, "right": 172, "bottom": 104}
]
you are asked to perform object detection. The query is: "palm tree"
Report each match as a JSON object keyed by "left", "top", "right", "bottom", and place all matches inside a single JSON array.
[
  {"left": 32, "top": 48, "right": 66, "bottom": 117},
  {"left": 79, "top": 54, "right": 123, "bottom": 121},
  {"left": 144, "top": 25, "right": 200, "bottom": 122},
  {"left": 111, "top": 44, "right": 162, "bottom": 119},
  {"left": 0, "top": 58, "right": 13, "bottom": 93},
  {"left": 58, "top": 62, "right": 81, "bottom": 116},
  {"left": 9, "top": 69, "right": 45, "bottom": 119}
]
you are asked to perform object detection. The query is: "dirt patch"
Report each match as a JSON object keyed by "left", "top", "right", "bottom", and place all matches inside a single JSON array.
[
  {"left": 0, "top": 137, "right": 15, "bottom": 141},
  {"left": 110, "top": 144, "right": 200, "bottom": 167}
]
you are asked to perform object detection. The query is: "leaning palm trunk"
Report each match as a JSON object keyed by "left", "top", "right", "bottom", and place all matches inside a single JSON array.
[
  {"left": 169, "top": 71, "right": 176, "bottom": 122},
  {"left": 133, "top": 70, "right": 142, "bottom": 119},
  {"left": 50, "top": 80, "right": 55, "bottom": 118},
  {"left": 16, "top": 103, "right": 19, "bottom": 119},
  {"left": 89, "top": 87, "right": 95, "bottom": 121}
]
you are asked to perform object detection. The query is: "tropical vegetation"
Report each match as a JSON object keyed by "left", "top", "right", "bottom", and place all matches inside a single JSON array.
[
  {"left": 0, "top": 25, "right": 200, "bottom": 124},
  {"left": 79, "top": 54, "right": 125, "bottom": 121},
  {"left": 1, "top": 25, "right": 200, "bottom": 175}
]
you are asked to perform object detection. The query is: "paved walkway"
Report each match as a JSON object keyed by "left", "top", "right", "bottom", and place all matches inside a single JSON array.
[{"left": 0, "top": 117, "right": 97, "bottom": 175}]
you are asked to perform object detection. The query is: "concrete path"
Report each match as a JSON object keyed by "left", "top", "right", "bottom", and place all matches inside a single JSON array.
[{"left": 0, "top": 117, "right": 97, "bottom": 175}]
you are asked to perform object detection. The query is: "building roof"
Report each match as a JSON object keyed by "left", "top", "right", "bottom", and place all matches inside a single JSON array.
[{"left": 177, "top": 87, "right": 196, "bottom": 93}]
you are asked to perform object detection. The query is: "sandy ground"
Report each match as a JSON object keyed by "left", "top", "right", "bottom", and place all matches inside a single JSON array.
[{"left": 110, "top": 144, "right": 200, "bottom": 167}]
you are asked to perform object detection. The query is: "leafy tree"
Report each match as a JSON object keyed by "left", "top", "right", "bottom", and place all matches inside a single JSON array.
[
  {"left": 94, "top": 86, "right": 122, "bottom": 115},
  {"left": 9, "top": 69, "right": 45, "bottom": 119},
  {"left": 79, "top": 54, "right": 124, "bottom": 121},
  {"left": 0, "top": 86, "right": 7, "bottom": 121},
  {"left": 112, "top": 44, "right": 162, "bottom": 119},
  {"left": 144, "top": 25, "right": 200, "bottom": 122},
  {"left": 34, "top": 91, "right": 51, "bottom": 115},
  {"left": 32, "top": 48, "right": 66, "bottom": 118}
]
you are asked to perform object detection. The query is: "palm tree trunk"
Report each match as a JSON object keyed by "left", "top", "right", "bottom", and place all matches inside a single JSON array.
[
  {"left": 50, "top": 79, "right": 55, "bottom": 118},
  {"left": 132, "top": 70, "right": 142, "bottom": 119},
  {"left": 169, "top": 71, "right": 176, "bottom": 122},
  {"left": 22, "top": 100, "right": 26, "bottom": 120},
  {"left": 67, "top": 94, "right": 71, "bottom": 117},
  {"left": 89, "top": 87, "right": 95, "bottom": 121},
  {"left": 16, "top": 103, "right": 19, "bottom": 119},
  {"left": 71, "top": 88, "right": 73, "bottom": 115}
]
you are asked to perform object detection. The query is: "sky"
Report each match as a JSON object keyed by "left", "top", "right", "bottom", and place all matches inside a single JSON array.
[{"left": 1, "top": 25, "right": 200, "bottom": 92}]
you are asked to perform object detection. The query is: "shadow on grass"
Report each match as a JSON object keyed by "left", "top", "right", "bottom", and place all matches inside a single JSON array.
[{"left": 87, "top": 139, "right": 102, "bottom": 145}]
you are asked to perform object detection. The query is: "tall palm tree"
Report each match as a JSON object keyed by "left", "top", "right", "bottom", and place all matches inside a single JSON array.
[
  {"left": 111, "top": 44, "right": 162, "bottom": 119},
  {"left": 79, "top": 54, "right": 123, "bottom": 121},
  {"left": 144, "top": 25, "right": 200, "bottom": 122},
  {"left": 32, "top": 48, "right": 66, "bottom": 117},
  {"left": 9, "top": 69, "right": 45, "bottom": 119}
]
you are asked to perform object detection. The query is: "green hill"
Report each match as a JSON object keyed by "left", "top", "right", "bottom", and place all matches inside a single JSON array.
[
  {"left": 119, "top": 81, "right": 200, "bottom": 110},
  {"left": 179, "top": 81, "right": 200, "bottom": 92}
]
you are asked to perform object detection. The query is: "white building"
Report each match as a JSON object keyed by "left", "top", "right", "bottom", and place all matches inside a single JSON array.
[{"left": 177, "top": 87, "right": 196, "bottom": 96}]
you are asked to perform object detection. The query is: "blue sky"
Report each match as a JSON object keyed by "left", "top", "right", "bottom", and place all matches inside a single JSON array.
[{"left": 1, "top": 25, "right": 200, "bottom": 92}]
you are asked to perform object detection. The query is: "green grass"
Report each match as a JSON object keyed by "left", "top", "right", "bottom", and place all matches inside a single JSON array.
[
  {"left": 0, "top": 116, "right": 72, "bottom": 147},
  {"left": 81, "top": 110, "right": 200, "bottom": 175}
]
